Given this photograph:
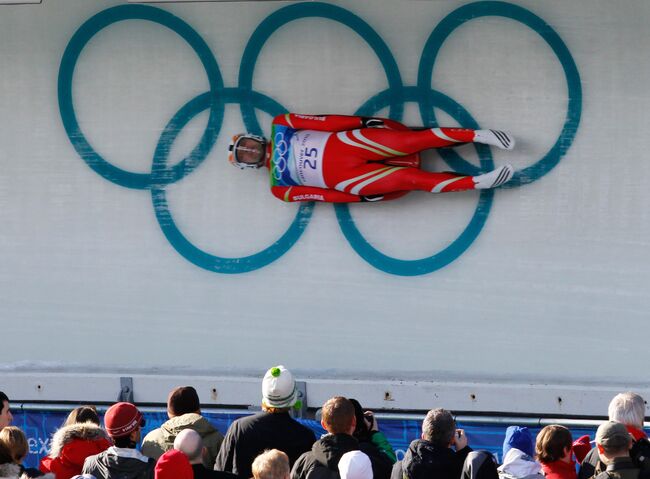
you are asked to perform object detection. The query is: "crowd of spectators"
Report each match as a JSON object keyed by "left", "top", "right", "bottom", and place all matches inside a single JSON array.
[{"left": 0, "top": 372, "right": 648, "bottom": 479}]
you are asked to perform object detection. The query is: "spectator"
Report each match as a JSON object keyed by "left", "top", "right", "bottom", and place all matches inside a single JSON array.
[
  {"left": 40, "top": 406, "right": 111, "bottom": 479},
  {"left": 82, "top": 402, "right": 154, "bottom": 479},
  {"left": 252, "top": 450, "right": 290, "bottom": 479},
  {"left": 391, "top": 408, "right": 471, "bottom": 479},
  {"left": 580, "top": 393, "right": 650, "bottom": 479},
  {"left": 0, "top": 438, "right": 21, "bottom": 479},
  {"left": 591, "top": 421, "right": 638, "bottom": 479},
  {"left": 338, "top": 451, "right": 372, "bottom": 479},
  {"left": 535, "top": 425, "right": 576, "bottom": 479},
  {"left": 154, "top": 450, "right": 193, "bottom": 479},
  {"left": 292, "top": 396, "right": 391, "bottom": 479},
  {"left": 174, "top": 429, "right": 236, "bottom": 479},
  {"left": 0, "top": 426, "right": 52, "bottom": 479},
  {"left": 62, "top": 407, "right": 102, "bottom": 428},
  {"left": 142, "top": 387, "right": 223, "bottom": 468},
  {"left": 462, "top": 451, "right": 500, "bottom": 479},
  {"left": 0, "top": 393, "right": 12, "bottom": 431},
  {"left": 349, "top": 399, "right": 396, "bottom": 463},
  {"left": 215, "top": 366, "right": 315, "bottom": 478},
  {"left": 498, "top": 426, "right": 542, "bottom": 479}
]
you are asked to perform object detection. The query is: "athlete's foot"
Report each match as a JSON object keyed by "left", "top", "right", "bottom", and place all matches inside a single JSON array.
[
  {"left": 474, "top": 130, "right": 515, "bottom": 150},
  {"left": 473, "top": 164, "right": 514, "bottom": 189}
]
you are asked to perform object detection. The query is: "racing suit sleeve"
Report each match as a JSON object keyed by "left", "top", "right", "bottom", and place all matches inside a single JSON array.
[
  {"left": 272, "top": 113, "right": 408, "bottom": 132},
  {"left": 271, "top": 185, "right": 408, "bottom": 203}
]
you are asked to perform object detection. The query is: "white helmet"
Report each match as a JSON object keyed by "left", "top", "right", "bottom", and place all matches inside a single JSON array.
[{"left": 228, "top": 133, "right": 267, "bottom": 169}]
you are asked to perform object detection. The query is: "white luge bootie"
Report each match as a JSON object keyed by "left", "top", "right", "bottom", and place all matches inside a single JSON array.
[
  {"left": 473, "top": 164, "right": 514, "bottom": 189},
  {"left": 474, "top": 130, "right": 515, "bottom": 150}
]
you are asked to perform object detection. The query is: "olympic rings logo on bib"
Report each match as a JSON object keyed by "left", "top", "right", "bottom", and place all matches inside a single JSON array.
[{"left": 58, "top": 1, "right": 581, "bottom": 276}]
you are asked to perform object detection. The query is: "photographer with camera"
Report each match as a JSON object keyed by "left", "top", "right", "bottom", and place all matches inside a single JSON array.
[{"left": 391, "top": 408, "right": 472, "bottom": 479}]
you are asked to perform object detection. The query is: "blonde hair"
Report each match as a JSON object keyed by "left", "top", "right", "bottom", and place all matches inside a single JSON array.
[
  {"left": 0, "top": 426, "right": 28, "bottom": 463},
  {"left": 261, "top": 403, "right": 290, "bottom": 414},
  {"left": 252, "top": 449, "right": 290, "bottom": 479}
]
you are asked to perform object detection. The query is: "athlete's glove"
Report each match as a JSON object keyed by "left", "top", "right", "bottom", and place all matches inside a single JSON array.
[
  {"left": 361, "top": 117, "right": 385, "bottom": 128},
  {"left": 360, "top": 194, "right": 384, "bottom": 202}
]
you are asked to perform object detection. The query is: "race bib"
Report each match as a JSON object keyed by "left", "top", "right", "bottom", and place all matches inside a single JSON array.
[{"left": 291, "top": 130, "right": 329, "bottom": 188}]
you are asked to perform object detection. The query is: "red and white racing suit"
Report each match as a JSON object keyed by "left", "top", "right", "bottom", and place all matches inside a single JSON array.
[{"left": 268, "top": 113, "right": 481, "bottom": 203}]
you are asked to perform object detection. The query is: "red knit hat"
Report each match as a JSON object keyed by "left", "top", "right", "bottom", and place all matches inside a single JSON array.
[
  {"left": 104, "top": 402, "right": 143, "bottom": 438},
  {"left": 155, "top": 450, "right": 194, "bottom": 479}
]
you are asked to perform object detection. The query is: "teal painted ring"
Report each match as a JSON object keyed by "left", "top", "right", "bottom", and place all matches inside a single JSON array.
[
  {"left": 417, "top": 0, "right": 582, "bottom": 187},
  {"left": 335, "top": 85, "right": 494, "bottom": 276},
  {"left": 58, "top": 4, "right": 224, "bottom": 189},
  {"left": 238, "top": 1, "right": 404, "bottom": 133},
  {"left": 151, "top": 89, "right": 313, "bottom": 274}
]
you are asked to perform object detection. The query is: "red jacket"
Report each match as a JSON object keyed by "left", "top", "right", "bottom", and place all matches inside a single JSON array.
[
  {"left": 39, "top": 422, "right": 111, "bottom": 479},
  {"left": 541, "top": 459, "right": 577, "bottom": 479}
]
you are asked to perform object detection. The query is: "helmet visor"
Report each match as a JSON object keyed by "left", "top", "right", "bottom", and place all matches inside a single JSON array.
[{"left": 233, "top": 136, "right": 265, "bottom": 167}]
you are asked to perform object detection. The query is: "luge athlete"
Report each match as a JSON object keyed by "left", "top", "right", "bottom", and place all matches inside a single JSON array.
[{"left": 228, "top": 114, "right": 515, "bottom": 203}]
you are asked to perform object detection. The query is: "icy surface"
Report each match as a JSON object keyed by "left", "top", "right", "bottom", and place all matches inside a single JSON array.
[{"left": 0, "top": 0, "right": 648, "bottom": 385}]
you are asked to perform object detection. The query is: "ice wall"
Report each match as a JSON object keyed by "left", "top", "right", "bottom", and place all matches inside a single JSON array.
[{"left": 0, "top": 0, "right": 648, "bottom": 390}]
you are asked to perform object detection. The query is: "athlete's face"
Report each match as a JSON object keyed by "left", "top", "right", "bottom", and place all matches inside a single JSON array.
[{"left": 235, "top": 137, "right": 265, "bottom": 166}]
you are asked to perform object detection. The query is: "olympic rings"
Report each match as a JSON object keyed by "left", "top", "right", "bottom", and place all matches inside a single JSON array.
[{"left": 58, "top": 1, "right": 582, "bottom": 276}]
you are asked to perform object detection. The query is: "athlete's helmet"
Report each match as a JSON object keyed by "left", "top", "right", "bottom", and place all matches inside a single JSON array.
[{"left": 228, "top": 133, "right": 267, "bottom": 169}]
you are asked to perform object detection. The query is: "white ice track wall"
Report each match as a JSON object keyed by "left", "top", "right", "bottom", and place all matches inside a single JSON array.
[{"left": 1, "top": 0, "right": 649, "bottom": 413}]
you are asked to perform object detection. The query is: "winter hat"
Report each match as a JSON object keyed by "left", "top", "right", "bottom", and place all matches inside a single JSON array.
[
  {"left": 338, "top": 451, "right": 372, "bottom": 479},
  {"left": 168, "top": 387, "right": 200, "bottom": 416},
  {"left": 596, "top": 421, "right": 632, "bottom": 449},
  {"left": 503, "top": 426, "right": 534, "bottom": 459},
  {"left": 155, "top": 449, "right": 194, "bottom": 479},
  {"left": 262, "top": 365, "right": 297, "bottom": 408},
  {"left": 572, "top": 435, "right": 592, "bottom": 463},
  {"left": 104, "top": 402, "right": 144, "bottom": 438}
]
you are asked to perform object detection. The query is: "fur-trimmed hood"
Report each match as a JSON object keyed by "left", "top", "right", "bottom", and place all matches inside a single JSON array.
[{"left": 48, "top": 422, "right": 110, "bottom": 458}]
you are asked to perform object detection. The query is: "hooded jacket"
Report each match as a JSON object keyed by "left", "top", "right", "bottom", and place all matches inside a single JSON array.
[
  {"left": 291, "top": 433, "right": 359, "bottom": 479},
  {"left": 82, "top": 446, "right": 155, "bottom": 479},
  {"left": 390, "top": 439, "right": 472, "bottom": 479},
  {"left": 498, "top": 448, "right": 544, "bottom": 479},
  {"left": 291, "top": 433, "right": 392, "bottom": 479},
  {"left": 141, "top": 413, "right": 223, "bottom": 469},
  {"left": 39, "top": 422, "right": 112, "bottom": 479}
]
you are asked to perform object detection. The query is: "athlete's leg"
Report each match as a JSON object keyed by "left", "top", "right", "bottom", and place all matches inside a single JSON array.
[
  {"left": 331, "top": 127, "right": 514, "bottom": 163},
  {"left": 330, "top": 163, "right": 513, "bottom": 196},
  {"left": 321, "top": 127, "right": 513, "bottom": 194}
]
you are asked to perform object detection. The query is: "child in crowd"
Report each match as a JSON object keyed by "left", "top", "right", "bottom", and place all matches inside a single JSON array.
[
  {"left": 498, "top": 426, "right": 543, "bottom": 479},
  {"left": 535, "top": 425, "right": 577, "bottom": 479},
  {"left": 0, "top": 426, "right": 53, "bottom": 478}
]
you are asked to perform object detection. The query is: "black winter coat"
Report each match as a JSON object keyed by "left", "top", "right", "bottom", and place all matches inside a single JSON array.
[
  {"left": 214, "top": 412, "right": 315, "bottom": 479},
  {"left": 291, "top": 433, "right": 393, "bottom": 479},
  {"left": 391, "top": 440, "right": 472, "bottom": 479}
]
